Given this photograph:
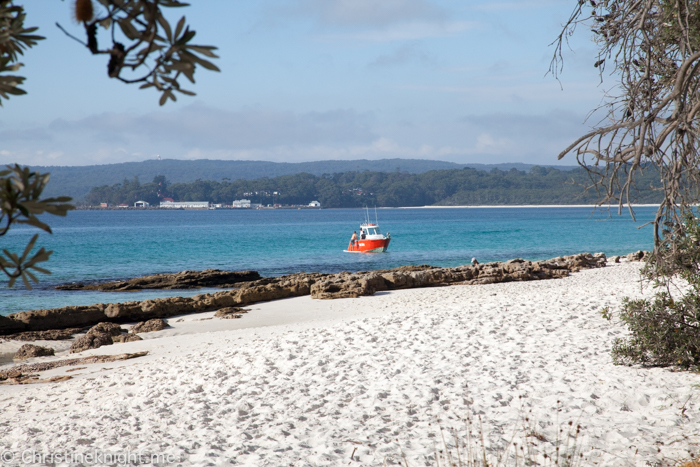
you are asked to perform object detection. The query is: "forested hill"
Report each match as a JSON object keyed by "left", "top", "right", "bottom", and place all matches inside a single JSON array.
[
  {"left": 31, "top": 158, "right": 577, "bottom": 199},
  {"left": 83, "top": 166, "right": 663, "bottom": 208}
]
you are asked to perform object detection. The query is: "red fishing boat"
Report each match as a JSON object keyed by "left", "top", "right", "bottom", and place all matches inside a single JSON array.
[{"left": 345, "top": 222, "right": 391, "bottom": 253}]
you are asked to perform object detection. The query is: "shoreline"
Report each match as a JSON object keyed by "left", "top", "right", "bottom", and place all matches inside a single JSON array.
[
  {"left": 1, "top": 252, "right": 613, "bottom": 334},
  {"left": 73, "top": 204, "right": 663, "bottom": 210},
  {"left": 396, "top": 203, "right": 661, "bottom": 209},
  {"left": 0, "top": 262, "right": 697, "bottom": 466}
]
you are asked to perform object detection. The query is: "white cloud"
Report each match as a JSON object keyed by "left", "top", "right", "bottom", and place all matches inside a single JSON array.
[
  {"left": 286, "top": 0, "right": 445, "bottom": 27},
  {"left": 0, "top": 103, "right": 594, "bottom": 168},
  {"left": 39, "top": 104, "right": 378, "bottom": 150},
  {"left": 281, "top": 0, "right": 474, "bottom": 42},
  {"left": 475, "top": 133, "right": 509, "bottom": 153},
  {"left": 470, "top": 1, "right": 562, "bottom": 12},
  {"left": 348, "top": 20, "right": 476, "bottom": 42}
]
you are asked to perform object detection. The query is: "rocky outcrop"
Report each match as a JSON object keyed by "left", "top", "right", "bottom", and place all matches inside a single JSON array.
[
  {"left": 70, "top": 333, "right": 113, "bottom": 353},
  {"left": 0, "top": 352, "right": 148, "bottom": 384},
  {"left": 56, "top": 269, "right": 261, "bottom": 291},
  {"left": 626, "top": 250, "right": 650, "bottom": 261},
  {"left": 311, "top": 272, "right": 387, "bottom": 299},
  {"left": 130, "top": 318, "right": 168, "bottom": 334},
  {"left": 13, "top": 344, "right": 55, "bottom": 361},
  {"left": 2, "top": 253, "right": 607, "bottom": 335},
  {"left": 6, "top": 305, "right": 109, "bottom": 333},
  {"left": 1, "top": 328, "right": 84, "bottom": 341},
  {"left": 214, "top": 307, "right": 250, "bottom": 319},
  {"left": 87, "top": 322, "right": 123, "bottom": 337},
  {"left": 113, "top": 334, "right": 143, "bottom": 343},
  {"left": 0, "top": 315, "right": 26, "bottom": 334},
  {"left": 310, "top": 252, "right": 608, "bottom": 299}
]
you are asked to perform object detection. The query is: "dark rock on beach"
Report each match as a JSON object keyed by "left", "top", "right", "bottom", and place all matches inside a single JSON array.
[
  {"left": 310, "top": 272, "right": 386, "bottom": 299},
  {"left": 2, "top": 328, "right": 85, "bottom": 342},
  {"left": 626, "top": 250, "right": 650, "bottom": 261},
  {"left": 70, "top": 332, "right": 113, "bottom": 353},
  {"left": 113, "top": 334, "right": 143, "bottom": 343},
  {"left": 310, "top": 252, "right": 607, "bottom": 299},
  {"left": 55, "top": 269, "right": 261, "bottom": 291},
  {"left": 87, "top": 322, "right": 124, "bottom": 337},
  {"left": 214, "top": 307, "right": 250, "bottom": 319},
  {"left": 2, "top": 253, "right": 607, "bottom": 335},
  {"left": 130, "top": 318, "right": 168, "bottom": 334},
  {"left": 13, "top": 344, "right": 55, "bottom": 361},
  {"left": 0, "top": 315, "right": 26, "bottom": 334},
  {"left": 0, "top": 352, "right": 149, "bottom": 384},
  {"left": 6, "top": 305, "right": 109, "bottom": 333}
]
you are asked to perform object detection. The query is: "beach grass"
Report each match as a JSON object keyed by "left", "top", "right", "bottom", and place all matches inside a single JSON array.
[{"left": 419, "top": 399, "right": 587, "bottom": 467}]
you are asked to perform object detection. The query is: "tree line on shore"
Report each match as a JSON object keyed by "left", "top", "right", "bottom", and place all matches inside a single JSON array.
[{"left": 82, "top": 166, "right": 664, "bottom": 208}]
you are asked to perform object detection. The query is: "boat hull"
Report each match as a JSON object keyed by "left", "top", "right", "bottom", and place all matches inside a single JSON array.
[{"left": 345, "top": 237, "right": 391, "bottom": 253}]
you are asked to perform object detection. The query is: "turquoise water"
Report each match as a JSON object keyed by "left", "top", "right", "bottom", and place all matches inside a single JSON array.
[{"left": 0, "top": 207, "right": 656, "bottom": 315}]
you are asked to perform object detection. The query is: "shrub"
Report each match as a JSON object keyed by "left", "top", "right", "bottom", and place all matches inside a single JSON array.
[
  {"left": 611, "top": 215, "right": 700, "bottom": 368},
  {"left": 612, "top": 293, "right": 700, "bottom": 367}
]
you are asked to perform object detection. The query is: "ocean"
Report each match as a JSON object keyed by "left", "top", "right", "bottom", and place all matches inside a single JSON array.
[{"left": 0, "top": 206, "right": 656, "bottom": 316}]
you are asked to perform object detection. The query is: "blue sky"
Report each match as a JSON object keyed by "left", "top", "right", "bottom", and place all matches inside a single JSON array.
[{"left": 0, "top": 0, "right": 605, "bottom": 167}]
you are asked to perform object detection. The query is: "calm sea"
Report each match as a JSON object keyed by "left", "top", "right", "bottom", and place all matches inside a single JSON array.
[{"left": 0, "top": 207, "right": 656, "bottom": 316}]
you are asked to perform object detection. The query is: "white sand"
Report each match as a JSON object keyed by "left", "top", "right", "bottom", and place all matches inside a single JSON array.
[{"left": 0, "top": 262, "right": 698, "bottom": 466}]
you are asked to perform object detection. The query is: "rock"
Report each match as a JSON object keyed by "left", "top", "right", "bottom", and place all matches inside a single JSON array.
[
  {"left": 613, "top": 255, "right": 621, "bottom": 263},
  {"left": 2, "top": 252, "right": 611, "bottom": 335},
  {"left": 2, "top": 328, "right": 83, "bottom": 341},
  {"left": 87, "top": 322, "right": 123, "bottom": 337},
  {"left": 214, "top": 307, "right": 250, "bottom": 319},
  {"left": 130, "top": 318, "right": 168, "bottom": 334},
  {"left": 56, "top": 269, "right": 261, "bottom": 291},
  {"left": 0, "top": 315, "right": 26, "bottom": 334},
  {"left": 13, "top": 344, "right": 55, "bottom": 361},
  {"left": 625, "top": 250, "right": 650, "bottom": 261},
  {"left": 8, "top": 304, "right": 107, "bottom": 333},
  {"left": 70, "top": 333, "right": 113, "bottom": 353},
  {"left": 0, "top": 352, "right": 149, "bottom": 383},
  {"left": 112, "top": 334, "right": 143, "bottom": 343},
  {"left": 311, "top": 272, "right": 387, "bottom": 299},
  {"left": 311, "top": 253, "right": 608, "bottom": 299},
  {"left": 4, "top": 272, "right": 329, "bottom": 334}
]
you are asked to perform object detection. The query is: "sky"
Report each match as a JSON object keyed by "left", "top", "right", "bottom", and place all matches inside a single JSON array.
[{"left": 0, "top": 0, "right": 608, "bottom": 167}]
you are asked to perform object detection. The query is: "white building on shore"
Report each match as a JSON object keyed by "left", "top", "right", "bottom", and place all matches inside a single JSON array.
[
  {"left": 160, "top": 201, "right": 210, "bottom": 209},
  {"left": 134, "top": 200, "right": 150, "bottom": 207},
  {"left": 232, "top": 199, "right": 251, "bottom": 208},
  {"left": 308, "top": 200, "right": 321, "bottom": 207}
]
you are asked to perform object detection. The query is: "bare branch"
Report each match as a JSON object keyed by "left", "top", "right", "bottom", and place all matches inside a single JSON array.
[{"left": 553, "top": 0, "right": 700, "bottom": 275}]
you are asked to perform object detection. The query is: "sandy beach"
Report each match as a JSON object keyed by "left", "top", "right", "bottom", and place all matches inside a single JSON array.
[{"left": 0, "top": 261, "right": 698, "bottom": 466}]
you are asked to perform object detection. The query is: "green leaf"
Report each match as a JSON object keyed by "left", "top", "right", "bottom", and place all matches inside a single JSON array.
[
  {"left": 180, "top": 50, "right": 220, "bottom": 72},
  {"left": 21, "top": 272, "right": 30, "bottom": 289},
  {"left": 30, "top": 265, "right": 51, "bottom": 275},
  {"left": 16, "top": 215, "right": 51, "bottom": 233},
  {"left": 174, "top": 16, "right": 186, "bottom": 40},
  {"left": 117, "top": 18, "right": 141, "bottom": 40},
  {"left": 24, "top": 269, "right": 38, "bottom": 284},
  {"left": 187, "top": 45, "right": 219, "bottom": 58},
  {"left": 19, "top": 233, "right": 38, "bottom": 263},
  {"left": 157, "top": 13, "right": 172, "bottom": 42},
  {"left": 175, "top": 28, "right": 196, "bottom": 45}
]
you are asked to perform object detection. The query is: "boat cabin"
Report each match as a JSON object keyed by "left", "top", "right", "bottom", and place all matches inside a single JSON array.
[{"left": 361, "top": 224, "right": 383, "bottom": 238}]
